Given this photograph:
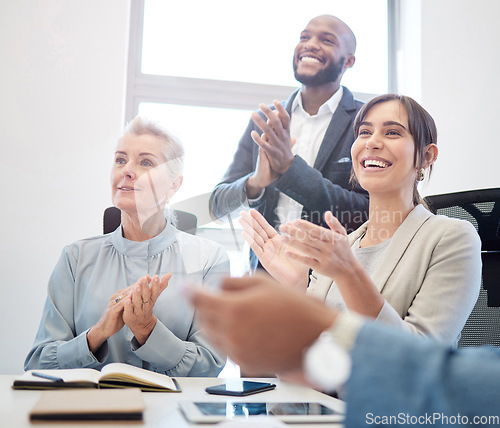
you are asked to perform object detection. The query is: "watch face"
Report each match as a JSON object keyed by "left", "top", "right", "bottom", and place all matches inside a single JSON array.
[{"left": 304, "top": 332, "right": 351, "bottom": 391}]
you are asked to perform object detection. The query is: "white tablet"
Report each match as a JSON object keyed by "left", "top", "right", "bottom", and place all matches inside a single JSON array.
[{"left": 178, "top": 400, "right": 345, "bottom": 424}]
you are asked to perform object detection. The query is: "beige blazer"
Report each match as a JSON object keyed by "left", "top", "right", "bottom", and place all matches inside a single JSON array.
[{"left": 308, "top": 204, "right": 481, "bottom": 346}]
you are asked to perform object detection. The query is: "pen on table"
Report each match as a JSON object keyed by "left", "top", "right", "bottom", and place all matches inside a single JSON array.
[{"left": 31, "top": 372, "right": 65, "bottom": 383}]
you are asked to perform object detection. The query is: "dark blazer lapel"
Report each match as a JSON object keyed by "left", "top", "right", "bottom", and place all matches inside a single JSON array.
[
  {"left": 314, "top": 87, "right": 357, "bottom": 171},
  {"left": 284, "top": 89, "right": 300, "bottom": 115},
  {"left": 371, "top": 205, "right": 434, "bottom": 293}
]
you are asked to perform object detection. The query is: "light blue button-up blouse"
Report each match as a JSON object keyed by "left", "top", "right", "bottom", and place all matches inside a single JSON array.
[{"left": 25, "top": 223, "right": 230, "bottom": 377}]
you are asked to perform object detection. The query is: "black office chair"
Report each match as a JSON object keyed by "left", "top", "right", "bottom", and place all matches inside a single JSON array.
[
  {"left": 103, "top": 206, "right": 197, "bottom": 235},
  {"left": 424, "top": 188, "right": 500, "bottom": 347}
]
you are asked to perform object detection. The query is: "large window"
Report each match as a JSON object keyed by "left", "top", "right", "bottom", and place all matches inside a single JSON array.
[
  {"left": 125, "top": 0, "right": 395, "bottom": 376},
  {"left": 138, "top": 103, "right": 252, "bottom": 203},
  {"left": 126, "top": 0, "right": 396, "bottom": 218},
  {"left": 141, "top": 1, "right": 389, "bottom": 93}
]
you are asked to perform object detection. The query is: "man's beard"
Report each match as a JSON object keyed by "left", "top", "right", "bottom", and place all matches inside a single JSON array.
[{"left": 293, "top": 56, "right": 345, "bottom": 86}]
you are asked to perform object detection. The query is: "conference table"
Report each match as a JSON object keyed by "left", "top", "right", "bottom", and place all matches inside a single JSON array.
[{"left": 0, "top": 375, "right": 344, "bottom": 427}]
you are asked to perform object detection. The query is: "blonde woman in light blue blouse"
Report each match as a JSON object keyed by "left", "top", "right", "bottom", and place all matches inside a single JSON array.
[{"left": 25, "top": 117, "right": 229, "bottom": 376}]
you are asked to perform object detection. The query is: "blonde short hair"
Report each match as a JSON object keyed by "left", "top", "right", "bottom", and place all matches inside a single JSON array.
[{"left": 122, "top": 116, "right": 184, "bottom": 180}]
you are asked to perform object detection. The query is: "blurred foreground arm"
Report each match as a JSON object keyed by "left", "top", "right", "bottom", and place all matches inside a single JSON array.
[
  {"left": 189, "top": 275, "right": 336, "bottom": 375},
  {"left": 345, "top": 322, "right": 500, "bottom": 424}
]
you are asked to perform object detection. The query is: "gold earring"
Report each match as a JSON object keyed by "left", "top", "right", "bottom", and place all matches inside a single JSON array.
[{"left": 417, "top": 168, "right": 425, "bottom": 181}]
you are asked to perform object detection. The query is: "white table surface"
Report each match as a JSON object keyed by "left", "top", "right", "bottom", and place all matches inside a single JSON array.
[{"left": 0, "top": 375, "right": 344, "bottom": 427}]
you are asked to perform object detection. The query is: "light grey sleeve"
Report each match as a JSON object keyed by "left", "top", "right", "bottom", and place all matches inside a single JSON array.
[{"left": 24, "top": 247, "right": 105, "bottom": 370}]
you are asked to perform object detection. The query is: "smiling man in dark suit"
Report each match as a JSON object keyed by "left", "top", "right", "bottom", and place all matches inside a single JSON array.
[{"left": 210, "top": 15, "right": 369, "bottom": 270}]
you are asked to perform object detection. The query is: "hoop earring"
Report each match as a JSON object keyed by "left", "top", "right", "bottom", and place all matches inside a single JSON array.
[{"left": 416, "top": 168, "right": 425, "bottom": 182}]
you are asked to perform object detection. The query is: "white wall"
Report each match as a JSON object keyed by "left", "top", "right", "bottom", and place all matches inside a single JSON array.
[
  {"left": 1, "top": 0, "right": 500, "bottom": 374},
  {"left": 0, "top": 0, "right": 130, "bottom": 373},
  {"left": 401, "top": 0, "right": 500, "bottom": 196}
]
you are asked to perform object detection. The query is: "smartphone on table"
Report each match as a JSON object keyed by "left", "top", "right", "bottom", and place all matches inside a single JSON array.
[{"left": 205, "top": 380, "right": 276, "bottom": 396}]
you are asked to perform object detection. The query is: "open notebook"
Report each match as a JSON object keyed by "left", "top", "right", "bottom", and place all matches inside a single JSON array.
[{"left": 13, "top": 362, "right": 181, "bottom": 392}]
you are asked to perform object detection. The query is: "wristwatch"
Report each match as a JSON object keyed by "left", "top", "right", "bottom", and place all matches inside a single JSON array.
[
  {"left": 304, "top": 330, "right": 352, "bottom": 392},
  {"left": 304, "top": 311, "right": 365, "bottom": 392}
]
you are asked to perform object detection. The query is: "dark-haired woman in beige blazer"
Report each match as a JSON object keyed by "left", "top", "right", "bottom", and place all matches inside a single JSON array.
[{"left": 240, "top": 94, "right": 481, "bottom": 346}]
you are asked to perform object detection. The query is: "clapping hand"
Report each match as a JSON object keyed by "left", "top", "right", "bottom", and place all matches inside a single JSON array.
[
  {"left": 123, "top": 273, "right": 172, "bottom": 345},
  {"left": 239, "top": 209, "right": 309, "bottom": 290},
  {"left": 189, "top": 274, "right": 337, "bottom": 375},
  {"left": 279, "top": 211, "right": 356, "bottom": 281},
  {"left": 251, "top": 101, "right": 295, "bottom": 175},
  {"left": 245, "top": 147, "right": 279, "bottom": 198},
  {"left": 87, "top": 273, "right": 171, "bottom": 353}
]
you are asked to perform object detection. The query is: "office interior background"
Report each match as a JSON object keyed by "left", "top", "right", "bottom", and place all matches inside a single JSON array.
[{"left": 1, "top": 0, "right": 499, "bottom": 374}]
